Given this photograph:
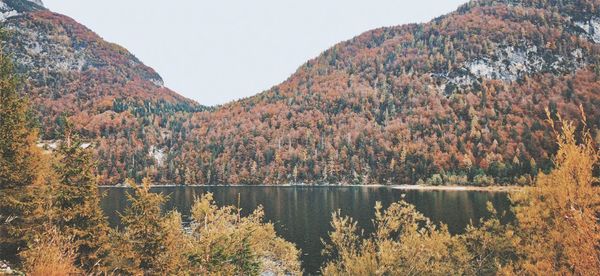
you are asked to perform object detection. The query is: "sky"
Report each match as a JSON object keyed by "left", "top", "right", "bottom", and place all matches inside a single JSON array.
[{"left": 43, "top": 0, "right": 468, "bottom": 106}]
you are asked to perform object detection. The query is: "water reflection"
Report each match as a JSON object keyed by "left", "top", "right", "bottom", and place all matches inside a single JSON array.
[{"left": 99, "top": 186, "right": 510, "bottom": 275}]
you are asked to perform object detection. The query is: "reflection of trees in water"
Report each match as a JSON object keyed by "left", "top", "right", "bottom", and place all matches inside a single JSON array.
[
  {"left": 100, "top": 187, "right": 509, "bottom": 234},
  {"left": 99, "top": 186, "right": 510, "bottom": 274}
]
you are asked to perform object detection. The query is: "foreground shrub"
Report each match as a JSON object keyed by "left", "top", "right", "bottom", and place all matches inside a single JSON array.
[
  {"left": 20, "top": 226, "right": 80, "bottom": 276},
  {"left": 106, "top": 180, "right": 301, "bottom": 275},
  {"left": 461, "top": 204, "right": 517, "bottom": 275},
  {"left": 507, "top": 109, "right": 600, "bottom": 274},
  {"left": 322, "top": 201, "right": 471, "bottom": 275},
  {"left": 188, "top": 193, "right": 301, "bottom": 275}
]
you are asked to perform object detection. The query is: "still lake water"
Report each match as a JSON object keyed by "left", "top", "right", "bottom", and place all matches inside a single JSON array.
[{"left": 99, "top": 186, "right": 511, "bottom": 275}]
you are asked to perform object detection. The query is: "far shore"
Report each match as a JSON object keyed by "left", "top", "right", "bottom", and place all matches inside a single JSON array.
[
  {"left": 390, "top": 185, "right": 522, "bottom": 192},
  {"left": 99, "top": 183, "right": 522, "bottom": 192}
]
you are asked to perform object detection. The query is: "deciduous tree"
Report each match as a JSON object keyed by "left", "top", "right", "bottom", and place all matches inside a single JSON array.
[{"left": 508, "top": 108, "right": 600, "bottom": 275}]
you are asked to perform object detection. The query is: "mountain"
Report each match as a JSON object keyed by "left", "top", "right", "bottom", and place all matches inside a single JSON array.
[
  {"left": 3, "top": 0, "right": 600, "bottom": 185},
  {"left": 1, "top": 0, "right": 205, "bottom": 184},
  {"left": 171, "top": 0, "right": 600, "bottom": 185}
]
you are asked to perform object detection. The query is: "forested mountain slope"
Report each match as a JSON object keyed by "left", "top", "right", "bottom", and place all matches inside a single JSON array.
[
  {"left": 176, "top": 0, "right": 600, "bottom": 185},
  {"left": 1, "top": 0, "right": 205, "bottom": 184},
  {"left": 4, "top": 0, "right": 600, "bottom": 185}
]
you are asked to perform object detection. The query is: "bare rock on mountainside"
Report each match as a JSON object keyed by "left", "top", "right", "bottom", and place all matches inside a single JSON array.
[{"left": 28, "top": 0, "right": 42, "bottom": 7}]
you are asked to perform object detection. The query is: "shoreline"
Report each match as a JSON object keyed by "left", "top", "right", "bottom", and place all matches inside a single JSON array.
[
  {"left": 99, "top": 184, "right": 522, "bottom": 192},
  {"left": 390, "top": 185, "right": 521, "bottom": 192}
]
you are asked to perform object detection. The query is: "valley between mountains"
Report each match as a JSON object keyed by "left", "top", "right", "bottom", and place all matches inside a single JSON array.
[{"left": 3, "top": 0, "right": 600, "bottom": 186}]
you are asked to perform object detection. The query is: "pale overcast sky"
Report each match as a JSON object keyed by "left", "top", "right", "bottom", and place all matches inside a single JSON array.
[{"left": 43, "top": 0, "right": 468, "bottom": 106}]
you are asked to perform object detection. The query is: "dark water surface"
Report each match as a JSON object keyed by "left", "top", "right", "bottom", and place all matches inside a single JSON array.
[{"left": 99, "top": 186, "right": 511, "bottom": 275}]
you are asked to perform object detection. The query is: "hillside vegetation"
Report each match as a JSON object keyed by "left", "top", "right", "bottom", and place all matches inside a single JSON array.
[
  {"left": 3, "top": 0, "right": 600, "bottom": 185},
  {"left": 174, "top": 0, "right": 600, "bottom": 185}
]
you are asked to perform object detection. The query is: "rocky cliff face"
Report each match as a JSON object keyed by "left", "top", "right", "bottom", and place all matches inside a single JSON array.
[
  {"left": 28, "top": 0, "right": 42, "bottom": 7},
  {"left": 0, "top": 0, "right": 44, "bottom": 17}
]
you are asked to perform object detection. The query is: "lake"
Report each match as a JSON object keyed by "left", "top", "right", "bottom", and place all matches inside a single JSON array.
[{"left": 99, "top": 186, "right": 511, "bottom": 275}]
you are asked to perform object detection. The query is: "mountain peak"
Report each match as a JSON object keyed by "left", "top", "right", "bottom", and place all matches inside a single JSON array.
[
  {"left": 0, "top": 0, "right": 45, "bottom": 21},
  {"left": 27, "top": 0, "right": 43, "bottom": 7}
]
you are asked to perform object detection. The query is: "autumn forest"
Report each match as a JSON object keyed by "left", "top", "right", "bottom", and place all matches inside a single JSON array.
[
  {"left": 1, "top": 0, "right": 597, "bottom": 186},
  {"left": 1, "top": 0, "right": 600, "bottom": 274}
]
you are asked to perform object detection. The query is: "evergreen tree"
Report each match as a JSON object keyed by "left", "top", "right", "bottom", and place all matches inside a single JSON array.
[
  {"left": 110, "top": 178, "right": 167, "bottom": 274},
  {"left": 52, "top": 121, "right": 110, "bottom": 272},
  {"left": 155, "top": 210, "right": 193, "bottom": 274},
  {"left": 0, "top": 32, "right": 48, "bottom": 263}
]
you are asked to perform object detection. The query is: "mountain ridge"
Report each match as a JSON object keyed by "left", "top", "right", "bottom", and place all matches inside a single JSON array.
[
  {"left": 2, "top": 0, "right": 207, "bottom": 184},
  {"left": 178, "top": 0, "right": 600, "bottom": 185},
  {"left": 4, "top": 0, "right": 600, "bottom": 185}
]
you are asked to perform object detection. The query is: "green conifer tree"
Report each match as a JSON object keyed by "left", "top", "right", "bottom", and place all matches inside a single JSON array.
[
  {"left": 52, "top": 120, "right": 110, "bottom": 272},
  {"left": 112, "top": 178, "right": 167, "bottom": 274},
  {"left": 0, "top": 31, "right": 48, "bottom": 264}
]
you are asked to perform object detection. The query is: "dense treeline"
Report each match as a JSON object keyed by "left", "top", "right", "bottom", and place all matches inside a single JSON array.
[
  {"left": 5, "top": 0, "right": 600, "bottom": 185},
  {"left": 155, "top": 0, "right": 600, "bottom": 185},
  {"left": 90, "top": 0, "right": 600, "bottom": 185}
]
